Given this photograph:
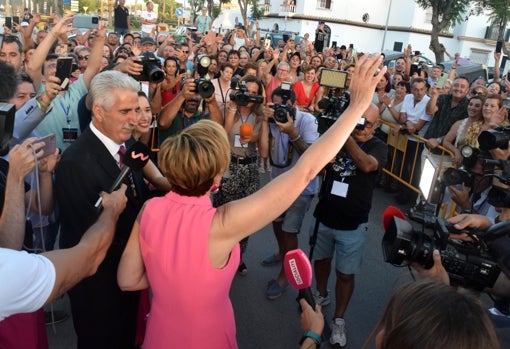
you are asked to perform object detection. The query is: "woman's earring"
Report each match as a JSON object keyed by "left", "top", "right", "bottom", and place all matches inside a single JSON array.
[{"left": 210, "top": 185, "right": 220, "bottom": 194}]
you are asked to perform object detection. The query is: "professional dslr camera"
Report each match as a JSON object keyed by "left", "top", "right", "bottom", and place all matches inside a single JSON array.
[
  {"left": 133, "top": 51, "right": 165, "bottom": 83},
  {"left": 316, "top": 69, "right": 352, "bottom": 134},
  {"left": 442, "top": 145, "right": 482, "bottom": 187},
  {"left": 270, "top": 82, "right": 296, "bottom": 123},
  {"left": 191, "top": 55, "right": 215, "bottom": 99},
  {"left": 229, "top": 77, "right": 264, "bottom": 107},
  {"left": 382, "top": 214, "right": 501, "bottom": 291}
]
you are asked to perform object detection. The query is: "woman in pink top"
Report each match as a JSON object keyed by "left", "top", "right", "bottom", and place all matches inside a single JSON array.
[{"left": 117, "top": 53, "right": 386, "bottom": 348}]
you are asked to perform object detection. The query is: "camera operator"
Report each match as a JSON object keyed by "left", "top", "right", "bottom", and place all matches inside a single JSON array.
[
  {"left": 157, "top": 78, "right": 222, "bottom": 143},
  {"left": 213, "top": 75, "right": 266, "bottom": 276},
  {"left": 312, "top": 103, "right": 387, "bottom": 347},
  {"left": 261, "top": 87, "right": 319, "bottom": 300},
  {"left": 413, "top": 212, "right": 510, "bottom": 344}
]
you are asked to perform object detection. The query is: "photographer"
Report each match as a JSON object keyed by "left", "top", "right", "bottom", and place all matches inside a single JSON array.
[
  {"left": 157, "top": 78, "right": 222, "bottom": 143},
  {"left": 261, "top": 87, "right": 319, "bottom": 300},
  {"left": 213, "top": 75, "right": 265, "bottom": 276},
  {"left": 312, "top": 103, "right": 387, "bottom": 347}
]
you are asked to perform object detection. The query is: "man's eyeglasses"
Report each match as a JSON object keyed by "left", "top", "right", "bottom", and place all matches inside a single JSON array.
[
  {"left": 182, "top": 50, "right": 189, "bottom": 54},
  {"left": 78, "top": 55, "right": 90, "bottom": 60},
  {"left": 359, "top": 117, "right": 375, "bottom": 129}
]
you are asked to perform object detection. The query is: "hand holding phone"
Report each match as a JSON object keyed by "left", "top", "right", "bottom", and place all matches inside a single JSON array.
[
  {"left": 496, "top": 40, "right": 503, "bottom": 53},
  {"left": 34, "top": 134, "right": 57, "bottom": 159},
  {"left": 55, "top": 57, "right": 73, "bottom": 90}
]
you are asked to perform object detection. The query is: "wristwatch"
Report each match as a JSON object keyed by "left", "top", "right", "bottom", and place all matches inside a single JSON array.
[{"left": 387, "top": 103, "right": 392, "bottom": 109}]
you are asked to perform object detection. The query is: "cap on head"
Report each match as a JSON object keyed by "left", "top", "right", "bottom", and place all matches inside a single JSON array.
[{"left": 141, "top": 37, "right": 156, "bottom": 46}]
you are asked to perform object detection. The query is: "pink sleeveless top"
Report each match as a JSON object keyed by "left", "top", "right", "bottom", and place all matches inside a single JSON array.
[{"left": 139, "top": 191, "right": 240, "bottom": 349}]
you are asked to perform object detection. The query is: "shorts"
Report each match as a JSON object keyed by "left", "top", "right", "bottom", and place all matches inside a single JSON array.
[
  {"left": 274, "top": 194, "right": 314, "bottom": 233},
  {"left": 312, "top": 222, "right": 368, "bottom": 275}
]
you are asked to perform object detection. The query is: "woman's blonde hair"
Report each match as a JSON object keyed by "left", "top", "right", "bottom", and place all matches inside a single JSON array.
[
  {"left": 365, "top": 279, "right": 499, "bottom": 349},
  {"left": 158, "top": 120, "right": 230, "bottom": 196}
]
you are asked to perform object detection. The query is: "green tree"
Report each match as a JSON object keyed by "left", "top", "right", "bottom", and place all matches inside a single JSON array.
[
  {"left": 474, "top": 0, "right": 510, "bottom": 54},
  {"left": 238, "top": 0, "right": 249, "bottom": 27},
  {"left": 415, "top": 0, "right": 469, "bottom": 63}
]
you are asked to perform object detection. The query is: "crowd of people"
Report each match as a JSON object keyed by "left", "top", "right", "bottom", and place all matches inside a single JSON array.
[{"left": 1, "top": 6, "right": 510, "bottom": 349}]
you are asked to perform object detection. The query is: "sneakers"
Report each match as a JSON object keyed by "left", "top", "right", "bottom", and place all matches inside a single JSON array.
[
  {"left": 313, "top": 290, "right": 330, "bottom": 306},
  {"left": 330, "top": 317, "right": 347, "bottom": 347},
  {"left": 261, "top": 253, "right": 282, "bottom": 266},
  {"left": 265, "top": 279, "right": 289, "bottom": 300},
  {"left": 237, "top": 262, "right": 248, "bottom": 276}
]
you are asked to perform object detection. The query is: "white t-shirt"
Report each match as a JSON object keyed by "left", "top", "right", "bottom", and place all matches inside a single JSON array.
[
  {"left": 139, "top": 10, "right": 158, "bottom": 34},
  {"left": 0, "top": 248, "right": 56, "bottom": 321},
  {"left": 400, "top": 93, "right": 433, "bottom": 140}
]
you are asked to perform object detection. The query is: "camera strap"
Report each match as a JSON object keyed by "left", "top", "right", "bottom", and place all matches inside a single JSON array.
[{"left": 268, "top": 127, "right": 294, "bottom": 168}]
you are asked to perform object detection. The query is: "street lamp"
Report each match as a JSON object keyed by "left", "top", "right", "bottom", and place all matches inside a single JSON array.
[{"left": 381, "top": 0, "right": 393, "bottom": 51}]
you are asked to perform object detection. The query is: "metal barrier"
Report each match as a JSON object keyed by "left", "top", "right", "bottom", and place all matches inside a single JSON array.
[{"left": 378, "top": 119, "right": 457, "bottom": 218}]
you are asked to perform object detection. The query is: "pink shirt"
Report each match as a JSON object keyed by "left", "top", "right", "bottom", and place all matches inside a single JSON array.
[{"left": 139, "top": 192, "right": 240, "bottom": 348}]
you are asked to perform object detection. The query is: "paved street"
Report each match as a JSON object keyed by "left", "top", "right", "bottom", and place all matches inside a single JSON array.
[{"left": 46, "top": 175, "right": 422, "bottom": 348}]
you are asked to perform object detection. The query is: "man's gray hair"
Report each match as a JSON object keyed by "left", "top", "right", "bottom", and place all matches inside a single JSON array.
[
  {"left": 90, "top": 71, "right": 139, "bottom": 111},
  {"left": 277, "top": 61, "right": 290, "bottom": 70}
]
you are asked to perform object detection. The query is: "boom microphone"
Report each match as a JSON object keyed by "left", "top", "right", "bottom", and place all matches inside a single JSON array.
[
  {"left": 94, "top": 141, "right": 150, "bottom": 210},
  {"left": 382, "top": 206, "right": 406, "bottom": 231},
  {"left": 284, "top": 249, "right": 315, "bottom": 308}
]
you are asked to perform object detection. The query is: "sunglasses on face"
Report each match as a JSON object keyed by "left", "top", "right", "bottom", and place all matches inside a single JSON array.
[{"left": 78, "top": 55, "right": 90, "bottom": 60}]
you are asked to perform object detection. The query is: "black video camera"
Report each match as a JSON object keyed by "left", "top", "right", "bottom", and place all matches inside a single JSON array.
[
  {"left": 0, "top": 103, "right": 15, "bottom": 156},
  {"left": 133, "top": 52, "right": 165, "bottom": 83},
  {"left": 478, "top": 126, "right": 510, "bottom": 151},
  {"left": 382, "top": 216, "right": 500, "bottom": 290},
  {"left": 316, "top": 69, "right": 351, "bottom": 134},
  {"left": 229, "top": 77, "right": 264, "bottom": 107},
  {"left": 442, "top": 145, "right": 483, "bottom": 186}
]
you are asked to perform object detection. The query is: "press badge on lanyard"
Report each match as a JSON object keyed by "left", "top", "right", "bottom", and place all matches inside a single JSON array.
[
  {"left": 59, "top": 101, "right": 78, "bottom": 142},
  {"left": 331, "top": 180, "right": 348, "bottom": 198}
]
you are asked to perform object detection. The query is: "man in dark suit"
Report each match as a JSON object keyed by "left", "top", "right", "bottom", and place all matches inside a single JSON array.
[{"left": 55, "top": 71, "right": 146, "bottom": 349}]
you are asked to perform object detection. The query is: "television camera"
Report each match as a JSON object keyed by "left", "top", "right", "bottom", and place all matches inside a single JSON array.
[
  {"left": 316, "top": 69, "right": 366, "bottom": 134},
  {"left": 229, "top": 77, "right": 264, "bottom": 107},
  {"left": 382, "top": 211, "right": 503, "bottom": 291}
]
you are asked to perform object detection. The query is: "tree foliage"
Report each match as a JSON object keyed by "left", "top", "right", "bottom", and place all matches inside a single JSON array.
[{"left": 415, "top": 0, "right": 469, "bottom": 62}]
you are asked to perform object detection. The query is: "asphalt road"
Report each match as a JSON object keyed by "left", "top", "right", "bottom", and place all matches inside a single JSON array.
[{"left": 45, "top": 174, "right": 427, "bottom": 348}]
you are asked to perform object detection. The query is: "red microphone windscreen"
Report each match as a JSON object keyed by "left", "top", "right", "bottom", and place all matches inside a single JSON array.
[
  {"left": 123, "top": 141, "right": 150, "bottom": 170},
  {"left": 284, "top": 249, "right": 313, "bottom": 290},
  {"left": 382, "top": 206, "right": 406, "bottom": 231}
]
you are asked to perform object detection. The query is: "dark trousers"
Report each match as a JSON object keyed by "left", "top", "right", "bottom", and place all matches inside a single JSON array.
[{"left": 68, "top": 246, "right": 140, "bottom": 349}]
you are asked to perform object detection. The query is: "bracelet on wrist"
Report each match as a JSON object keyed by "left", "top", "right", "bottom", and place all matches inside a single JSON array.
[
  {"left": 290, "top": 134, "right": 301, "bottom": 142},
  {"left": 36, "top": 97, "right": 51, "bottom": 111},
  {"left": 299, "top": 330, "right": 322, "bottom": 346}
]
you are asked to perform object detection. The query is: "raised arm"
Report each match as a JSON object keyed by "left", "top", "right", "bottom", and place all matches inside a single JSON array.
[
  {"left": 213, "top": 53, "right": 385, "bottom": 247},
  {"left": 0, "top": 138, "right": 41, "bottom": 249},
  {"left": 26, "top": 14, "right": 74, "bottom": 91},
  {"left": 82, "top": 21, "right": 108, "bottom": 88}
]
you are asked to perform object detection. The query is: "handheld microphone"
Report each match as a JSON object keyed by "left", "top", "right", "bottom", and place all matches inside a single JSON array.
[
  {"left": 284, "top": 248, "right": 315, "bottom": 308},
  {"left": 94, "top": 141, "right": 150, "bottom": 210},
  {"left": 382, "top": 205, "right": 406, "bottom": 231}
]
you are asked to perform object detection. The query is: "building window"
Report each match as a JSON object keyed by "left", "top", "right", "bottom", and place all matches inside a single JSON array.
[{"left": 317, "top": 0, "right": 331, "bottom": 10}]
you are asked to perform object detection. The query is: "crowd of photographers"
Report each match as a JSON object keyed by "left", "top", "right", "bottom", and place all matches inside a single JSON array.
[{"left": 2, "top": 6, "right": 510, "bottom": 349}]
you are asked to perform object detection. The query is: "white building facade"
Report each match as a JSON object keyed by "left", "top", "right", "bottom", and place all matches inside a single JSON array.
[{"left": 216, "top": 0, "right": 508, "bottom": 69}]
